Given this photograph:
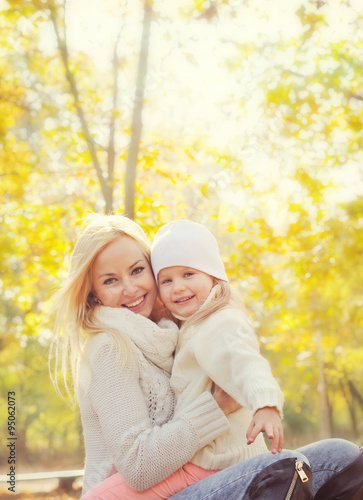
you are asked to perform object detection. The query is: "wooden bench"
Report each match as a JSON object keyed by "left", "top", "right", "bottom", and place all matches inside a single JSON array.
[{"left": 0, "top": 469, "right": 84, "bottom": 491}]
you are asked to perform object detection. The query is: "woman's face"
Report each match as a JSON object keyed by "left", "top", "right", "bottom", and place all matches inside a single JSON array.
[{"left": 91, "top": 236, "right": 157, "bottom": 318}]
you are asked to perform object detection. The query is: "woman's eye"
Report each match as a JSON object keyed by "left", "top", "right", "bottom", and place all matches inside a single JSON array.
[
  {"left": 132, "top": 266, "right": 144, "bottom": 275},
  {"left": 104, "top": 277, "right": 117, "bottom": 285}
]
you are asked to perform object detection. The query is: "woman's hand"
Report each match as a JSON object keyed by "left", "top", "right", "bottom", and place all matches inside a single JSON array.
[
  {"left": 246, "top": 406, "right": 284, "bottom": 454},
  {"left": 212, "top": 383, "right": 242, "bottom": 415}
]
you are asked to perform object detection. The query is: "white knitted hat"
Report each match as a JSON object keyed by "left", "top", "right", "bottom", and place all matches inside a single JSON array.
[{"left": 151, "top": 220, "right": 228, "bottom": 282}]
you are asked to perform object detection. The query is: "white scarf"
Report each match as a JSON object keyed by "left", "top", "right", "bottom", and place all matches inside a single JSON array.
[{"left": 93, "top": 306, "right": 178, "bottom": 373}]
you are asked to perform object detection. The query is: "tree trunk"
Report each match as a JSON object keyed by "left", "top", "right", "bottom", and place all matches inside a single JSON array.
[
  {"left": 124, "top": 0, "right": 152, "bottom": 220},
  {"left": 107, "top": 30, "right": 123, "bottom": 214},
  {"left": 317, "top": 328, "right": 332, "bottom": 438},
  {"left": 50, "top": 1, "right": 114, "bottom": 213},
  {"left": 340, "top": 379, "right": 358, "bottom": 438},
  {"left": 348, "top": 380, "right": 363, "bottom": 410},
  {"left": 51, "top": 0, "right": 153, "bottom": 216}
]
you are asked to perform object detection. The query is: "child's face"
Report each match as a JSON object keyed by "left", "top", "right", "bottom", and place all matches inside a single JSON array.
[
  {"left": 92, "top": 236, "right": 157, "bottom": 318},
  {"left": 158, "top": 266, "right": 214, "bottom": 317}
]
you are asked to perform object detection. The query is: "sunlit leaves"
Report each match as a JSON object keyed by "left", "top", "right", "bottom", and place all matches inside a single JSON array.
[{"left": 0, "top": 0, "right": 362, "bottom": 465}]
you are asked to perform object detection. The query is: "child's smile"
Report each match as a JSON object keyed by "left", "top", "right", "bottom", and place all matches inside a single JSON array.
[{"left": 174, "top": 295, "right": 194, "bottom": 303}]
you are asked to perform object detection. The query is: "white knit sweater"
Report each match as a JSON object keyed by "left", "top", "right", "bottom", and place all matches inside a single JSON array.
[
  {"left": 171, "top": 292, "right": 285, "bottom": 470},
  {"left": 77, "top": 306, "right": 230, "bottom": 494}
]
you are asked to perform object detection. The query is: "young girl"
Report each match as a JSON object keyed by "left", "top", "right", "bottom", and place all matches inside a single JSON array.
[
  {"left": 151, "top": 220, "right": 363, "bottom": 499},
  {"left": 151, "top": 219, "right": 285, "bottom": 467}
]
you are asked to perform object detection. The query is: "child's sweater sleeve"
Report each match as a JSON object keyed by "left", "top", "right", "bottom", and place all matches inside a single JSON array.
[
  {"left": 192, "top": 309, "right": 284, "bottom": 417},
  {"left": 83, "top": 335, "right": 230, "bottom": 491}
]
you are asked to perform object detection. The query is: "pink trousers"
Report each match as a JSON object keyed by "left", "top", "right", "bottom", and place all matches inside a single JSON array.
[{"left": 82, "top": 463, "right": 219, "bottom": 500}]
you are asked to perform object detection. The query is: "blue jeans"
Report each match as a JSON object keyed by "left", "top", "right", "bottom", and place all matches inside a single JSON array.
[{"left": 169, "top": 439, "right": 361, "bottom": 499}]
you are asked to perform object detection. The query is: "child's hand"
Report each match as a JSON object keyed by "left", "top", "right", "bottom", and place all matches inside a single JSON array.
[{"left": 246, "top": 406, "right": 283, "bottom": 454}]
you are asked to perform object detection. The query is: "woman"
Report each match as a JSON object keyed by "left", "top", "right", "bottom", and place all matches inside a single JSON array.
[{"left": 50, "top": 213, "right": 362, "bottom": 499}]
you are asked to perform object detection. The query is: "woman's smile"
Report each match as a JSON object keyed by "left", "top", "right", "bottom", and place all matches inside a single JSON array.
[{"left": 123, "top": 294, "right": 147, "bottom": 309}]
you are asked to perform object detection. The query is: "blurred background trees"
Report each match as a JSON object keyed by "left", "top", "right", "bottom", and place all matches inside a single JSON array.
[{"left": 0, "top": 0, "right": 362, "bottom": 471}]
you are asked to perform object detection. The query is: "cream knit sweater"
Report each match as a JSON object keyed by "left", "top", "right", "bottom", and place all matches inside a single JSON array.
[
  {"left": 171, "top": 293, "right": 285, "bottom": 470},
  {"left": 77, "top": 306, "right": 230, "bottom": 494}
]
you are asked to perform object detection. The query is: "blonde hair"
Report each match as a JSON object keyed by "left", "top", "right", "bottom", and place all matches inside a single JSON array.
[
  {"left": 49, "top": 213, "right": 152, "bottom": 406},
  {"left": 179, "top": 280, "right": 244, "bottom": 336}
]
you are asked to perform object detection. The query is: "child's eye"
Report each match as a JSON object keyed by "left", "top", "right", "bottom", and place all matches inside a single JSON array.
[
  {"left": 132, "top": 267, "right": 144, "bottom": 275},
  {"left": 184, "top": 272, "right": 194, "bottom": 278},
  {"left": 160, "top": 278, "right": 171, "bottom": 285}
]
